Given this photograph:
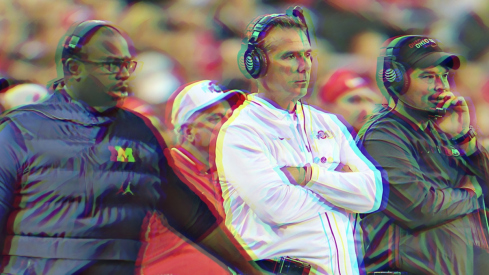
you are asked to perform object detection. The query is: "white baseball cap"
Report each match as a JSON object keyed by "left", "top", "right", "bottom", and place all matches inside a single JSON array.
[{"left": 171, "top": 80, "right": 244, "bottom": 133}]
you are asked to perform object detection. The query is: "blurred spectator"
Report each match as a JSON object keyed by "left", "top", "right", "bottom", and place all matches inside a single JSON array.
[
  {"left": 75, "top": 0, "right": 125, "bottom": 23},
  {"left": 310, "top": 0, "right": 402, "bottom": 53},
  {"left": 118, "top": 1, "right": 167, "bottom": 52},
  {"left": 0, "top": 83, "right": 49, "bottom": 111},
  {"left": 0, "top": 77, "right": 49, "bottom": 113},
  {"left": 140, "top": 80, "right": 247, "bottom": 274},
  {"left": 130, "top": 51, "right": 183, "bottom": 105},
  {"left": 456, "top": 1, "right": 489, "bottom": 61},
  {"left": 316, "top": 69, "right": 381, "bottom": 132},
  {"left": 348, "top": 30, "right": 388, "bottom": 82},
  {"left": 476, "top": 79, "right": 489, "bottom": 150},
  {"left": 0, "top": 0, "right": 488, "bottom": 154}
]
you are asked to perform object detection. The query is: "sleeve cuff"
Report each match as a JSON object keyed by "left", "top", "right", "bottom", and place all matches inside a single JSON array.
[{"left": 305, "top": 163, "right": 321, "bottom": 188}]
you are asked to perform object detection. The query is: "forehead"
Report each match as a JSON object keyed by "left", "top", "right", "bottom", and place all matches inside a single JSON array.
[
  {"left": 81, "top": 28, "right": 132, "bottom": 60},
  {"left": 198, "top": 100, "right": 231, "bottom": 115},
  {"left": 264, "top": 27, "right": 310, "bottom": 53},
  {"left": 414, "top": 65, "right": 449, "bottom": 74}
]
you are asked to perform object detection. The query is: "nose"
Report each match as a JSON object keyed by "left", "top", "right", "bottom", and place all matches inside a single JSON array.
[
  {"left": 297, "top": 54, "right": 312, "bottom": 73},
  {"left": 435, "top": 75, "right": 449, "bottom": 91},
  {"left": 116, "top": 66, "right": 131, "bottom": 81}
]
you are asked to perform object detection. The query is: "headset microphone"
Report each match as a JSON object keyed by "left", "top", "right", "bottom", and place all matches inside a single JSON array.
[
  {"left": 430, "top": 107, "right": 446, "bottom": 118},
  {"left": 377, "top": 35, "right": 461, "bottom": 120},
  {"left": 387, "top": 86, "right": 447, "bottom": 119}
]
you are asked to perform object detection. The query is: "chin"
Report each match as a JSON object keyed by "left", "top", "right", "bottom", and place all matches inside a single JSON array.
[{"left": 298, "top": 88, "right": 308, "bottom": 98}]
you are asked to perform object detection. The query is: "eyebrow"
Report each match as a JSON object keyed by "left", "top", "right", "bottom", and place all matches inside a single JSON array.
[
  {"left": 280, "top": 48, "right": 312, "bottom": 55},
  {"left": 99, "top": 56, "right": 134, "bottom": 62},
  {"left": 419, "top": 69, "right": 449, "bottom": 74}
]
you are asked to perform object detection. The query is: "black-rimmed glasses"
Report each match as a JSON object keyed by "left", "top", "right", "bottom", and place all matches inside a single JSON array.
[{"left": 74, "top": 58, "right": 138, "bottom": 74}]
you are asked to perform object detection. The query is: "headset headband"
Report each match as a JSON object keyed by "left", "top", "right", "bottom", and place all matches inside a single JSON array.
[
  {"left": 248, "top": 6, "right": 309, "bottom": 46},
  {"left": 287, "top": 6, "right": 310, "bottom": 44},
  {"left": 381, "top": 35, "right": 421, "bottom": 60},
  {"left": 65, "top": 20, "right": 117, "bottom": 54},
  {"left": 242, "top": 6, "right": 310, "bottom": 79},
  {"left": 248, "top": 14, "right": 285, "bottom": 45}
]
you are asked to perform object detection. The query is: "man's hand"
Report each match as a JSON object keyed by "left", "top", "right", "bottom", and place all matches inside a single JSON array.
[
  {"left": 282, "top": 166, "right": 308, "bottom": 186},
  {"left": 459, "top": 177, "right": 483, "bottom": 198},
  {"left": 434, "top": 92, "right": 470, "bottom": 137}
]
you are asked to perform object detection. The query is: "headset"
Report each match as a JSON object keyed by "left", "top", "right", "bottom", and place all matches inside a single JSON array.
[
  {"left": 63, "top": 20, "right": 118, "bottom": 56},
  {"left": 243, "top": 6, "right": 310, "bottom": 79},
  {"left": 377, "top": 35, "right": 446, "bottom": 118},
  {"left": 49, "top": 20, "right": 121, "bottom": 90}
]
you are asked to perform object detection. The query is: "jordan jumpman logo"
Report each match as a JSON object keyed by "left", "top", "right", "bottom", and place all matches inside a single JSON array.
[{"left": 117, "top": 181, "right": 134, "bottom": 195}]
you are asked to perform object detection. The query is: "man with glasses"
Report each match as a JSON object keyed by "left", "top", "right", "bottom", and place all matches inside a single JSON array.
[{"left": 0, "top": 20, "right": 264, "bottom": 274}]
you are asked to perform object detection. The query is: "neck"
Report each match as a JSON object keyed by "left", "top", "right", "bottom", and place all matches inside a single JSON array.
[
  {"left": 64, "top": 78, "right": 117, "bottom": 112},
  {"left": 181, "top": 142, "right": 210, "bottom": 170},
  {"left": 394, "top": 99, "right": 430, "bottom": 130},
  {"left": 256, "top": 92, "right": 298, "bottom": 112}
]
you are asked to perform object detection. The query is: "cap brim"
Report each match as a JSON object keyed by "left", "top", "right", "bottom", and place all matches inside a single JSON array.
[
  {"left": 180, "top": 89, "right": 245, "bottom": 126},
  {"left": 414, "top": 52, "right": 461, "bottom": 70},
  {"left": 193, "top": 90, "right": 243, "bottom": 113}
]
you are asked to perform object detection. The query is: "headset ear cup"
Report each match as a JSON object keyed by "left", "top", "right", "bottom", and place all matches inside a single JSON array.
[
  {"left": 394, "top": 61, "right": 409, "bottom": 95},
  {"left": 255, "top": 47, "right": 268, "bottom": 78},
  {"left": 387, "top": 61, "right": 408, "bottom": 95},
  {"left": 244, "top": 46, "right": 267, "bottom": 79},
  {"left": 377, "top": 58, "right": 396, "bottom": 99},
  {"left": 244, "top": 47, "right": 260, "bottom": 79},
  {"left": 379, "top": 59, "right": 408, "bottom": 98}
]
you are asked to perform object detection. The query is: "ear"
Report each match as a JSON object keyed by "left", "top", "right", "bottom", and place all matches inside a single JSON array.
[
  {"left": 65, "top": 58, "right": 83, "bottom": 77},
  {"left": 182, "top": 124, "right": 195, "bottom": 143}
]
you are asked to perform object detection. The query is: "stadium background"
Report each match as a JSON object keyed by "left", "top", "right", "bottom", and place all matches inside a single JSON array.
[{"left": 1, "top": 0, "right": 489, "bottom": 145}]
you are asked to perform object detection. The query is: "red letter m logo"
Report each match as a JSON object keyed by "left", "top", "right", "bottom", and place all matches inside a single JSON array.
[{"left": 109, "top": 146, "right": 135, "bottom": 162}]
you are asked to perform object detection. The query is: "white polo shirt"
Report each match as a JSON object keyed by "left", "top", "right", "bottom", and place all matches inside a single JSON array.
[{"left": 215, "top": 94, "right": 383, "bottom": 274}]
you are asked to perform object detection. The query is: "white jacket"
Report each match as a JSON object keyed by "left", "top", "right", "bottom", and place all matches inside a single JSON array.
[{"left": 216, "top": 94, "right": 383, "bottom": 274}]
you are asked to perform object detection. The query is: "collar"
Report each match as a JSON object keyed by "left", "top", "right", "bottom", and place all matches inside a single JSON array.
[
  {"left": 249, "top": 93, "right": 304, "bottom": 120},
  {"left": 6, "top": 88, "right": 119, "bottom": 126},
  {"left": 393, "top": 105, "right": 431, "bottom": 131},
  {"left": 171, "top": 147, "right": 210, "bottom": 175}
]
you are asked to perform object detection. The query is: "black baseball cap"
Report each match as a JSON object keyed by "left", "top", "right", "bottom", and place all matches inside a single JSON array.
[{"left": 392, "top": 36, "right": 461, "bottom": 70}]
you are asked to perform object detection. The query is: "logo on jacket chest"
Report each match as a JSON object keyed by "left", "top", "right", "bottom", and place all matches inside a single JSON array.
[
  {"left": 316, "top": 130, "right": 333, "bottom": 139},
  {"left": 109, "top": 146, "right": 135, "bottom": 162}
]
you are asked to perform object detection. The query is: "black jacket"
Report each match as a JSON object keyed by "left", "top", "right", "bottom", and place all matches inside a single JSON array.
[{"left": 0, "top": 89, "right": 216, "bottom": 273}]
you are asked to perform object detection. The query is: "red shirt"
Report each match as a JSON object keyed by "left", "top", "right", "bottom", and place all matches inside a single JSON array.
[{"left": 140, "top": 147, "right": 228, "bottom": 275}]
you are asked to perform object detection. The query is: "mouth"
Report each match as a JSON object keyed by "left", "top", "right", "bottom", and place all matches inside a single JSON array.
[
  {"left": 109, "top": 84, "right": 129, "bottom": 98},
  {"left": 428, "top": 93, "right": 452, "bottom": 105},
  {"left": 294, "top": 80, "right": 309, "bottom": 86}
]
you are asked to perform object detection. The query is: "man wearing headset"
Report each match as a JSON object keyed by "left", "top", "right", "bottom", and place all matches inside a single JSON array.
[
  {"left": 0, "top": 20, "right": 263, "bottom": 274},
  {"left": 358, "top": 35, "right": 489, "bottom": 274},
  {"left": 215, "top": 7, "right": 384, "bottom": 274}
]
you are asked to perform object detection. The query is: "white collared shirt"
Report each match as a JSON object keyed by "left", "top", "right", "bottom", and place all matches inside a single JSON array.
[{"left": 216, "top": 94, "right": 383, "bottom": 274}]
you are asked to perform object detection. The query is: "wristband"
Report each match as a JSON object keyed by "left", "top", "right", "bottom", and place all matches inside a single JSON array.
[
  {"left": 451, "top": 126, "right": 476, "bottom": 145},
  {"left": 303, "top": 164, "right": 312, "bottom": 185}
]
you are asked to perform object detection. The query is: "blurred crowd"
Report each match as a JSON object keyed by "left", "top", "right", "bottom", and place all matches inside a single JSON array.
[{"left": 1, "top": 0, "right": 489, "bottom": 146}]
